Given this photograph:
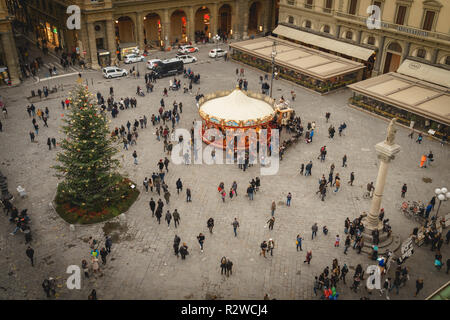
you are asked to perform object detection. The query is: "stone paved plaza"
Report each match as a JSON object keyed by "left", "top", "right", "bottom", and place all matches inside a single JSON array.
[{"left": 0, "top": 42, "right": 449, "bottom": 300}]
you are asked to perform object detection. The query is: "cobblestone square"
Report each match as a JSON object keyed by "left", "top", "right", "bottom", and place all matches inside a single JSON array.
[{"left": 0, "top": 42, "right": 449, "bottom": 300}]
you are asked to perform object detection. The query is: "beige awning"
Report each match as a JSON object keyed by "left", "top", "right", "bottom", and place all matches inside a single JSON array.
[
  {"left": 348, "top": 72, "right": 450, "bottom": 125},
  {"left": 273, "top": 25, "right": 374, "bottom": 61},
  {"left": 397, "top": 59, "right": 450, "bottom": 88}
]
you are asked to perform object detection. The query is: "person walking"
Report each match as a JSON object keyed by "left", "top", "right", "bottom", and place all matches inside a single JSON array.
[
  {"left": 173, "top": 235, "right": 181, "bottom": 257},
  {"left": 267, "top": 217, "right": 275, "bottom": 230},
  {"left": 82, "top": 260, "right": 89, "bottom": 278},
  {"left": 164, "top": 190, "right": 171, "bottom": 204},
  {"left": 149, "top": 198, "right": 156, "bottom": 216},
  {"left": 267, "top": 238, "right": 275, "bottom": 256},
  {"left": 348, "top": 172, "right": 355, "bottom": 186},
  {"left": 105, "top": 236, "right": 112, "bottom": 253},
  {"left": 47, "top": 137, "right": 52, "bottom": 150},
  {"left": 271, "top": 201, "right": 276, "bottom": 216},
  {"left": 342, "top": 154, "right": 347, "bottom": 167},
  {"left": 155, "top": 208, "right": 162, "bottom": 224},
  {"left": 186, "top": 188, "right": 192, "bottom": 202},
  {"left": 232, "top": 218, "right": 239, "bottom": 237},
  {"left": 304, "top": 250, "right": 312, "bottom": 264},
  {"left": 312, "top": 223, "right": 318, "bottom": 239},
  {"left": 220, "top": 256, "right": 227, "bottom": 275},
  {"left": 143, "top": 177, "right": 149, "bottom": 192},
  {"left": 334, "top": 235, "right": 340, "bottom": 247},
  {"left": 26, "top": 246, "right": 35, "bottom": 267},
  {"left": 100, "top": 247, "right": 108, "bottom": 265},
  {"left": 197, "top": 233, "right": 205, "bottom": 252},
  {"left": 207, "top": 217, "right": 214, "bottom": 234},
  {"left": 132, "top": 150, "right": 138, "bottom": 165},
  {"left": 260, "top": 241, "right": 267, "bottom": 258},
  {"left": 165, "top": 210, "right": 172, "bottom": 229},
  {"left": 226, "top": 258, "right": 233, "bottom": 277},
  {"left": 401, "top": 184, "right": 407, "bottom": 198},
  {"left": 379, "top": 278, "right": 391, "bottom": 299},
  {"left": 286, "top": 192, "right": 292, "bottom": 206},
  {"left": 344, "top": 235, "right": 351, "bottom": 254},
  {"left": 176, "top": 178, "right": 183, "bottom": 194},
  {"left": 414, "top": 279, "right": 424, "bottom": 297},
  {"left": 173, "top": 209, "right": 180, "bottom": 228},
  {"left": 416, "top": 133, "right": 423, "bottom": 144},
  {"left": 179, "top": 243, "right": 189, "bottom": 260},
  {"left": 296, "top": 235, "right": 303, "bottom": 251}
]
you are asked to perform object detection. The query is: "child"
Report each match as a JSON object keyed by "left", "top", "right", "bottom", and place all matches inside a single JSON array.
[{"left": 335, "top": 235, "right": 340, "bottom": 247}]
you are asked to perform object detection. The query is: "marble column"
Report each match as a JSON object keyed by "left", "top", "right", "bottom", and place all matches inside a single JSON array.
[
  {"left": 162, "top": 8, "right": 170, "bottom": 48},
  {"left": 136, "top": 12, "right": 145, "bottom": 49},
  {"left": 365, "top": 118, "right": 401, "bottom": 231},
  {"left": 187, "top": 6, "right": 195, "bottom": 43},
  {"left": 1, "top": 31, "right": 21, "bottom": 85},
  {"left": 232, "top": 0, "right": 240, "bottom": 40},
  {"left": 263, "top": 0, "right": 271, "bottom": 34},
  {"left": 242, "top": 1, "right": 249, "bottom": 40},
  {"left": 210, "top": 3, "right": 218, "bottom": 37},
  {"left": 106, "top": 20, "right": 117, "bottom": 62},
  {"left": 87, "top": 22, "right": 100, "bottom": 69}
]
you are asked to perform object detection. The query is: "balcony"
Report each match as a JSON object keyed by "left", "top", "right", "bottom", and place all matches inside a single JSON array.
[{"left": 335, "top": 11, "right": 450, "bottom": 43}]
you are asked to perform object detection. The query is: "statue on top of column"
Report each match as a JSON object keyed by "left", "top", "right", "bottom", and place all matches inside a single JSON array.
[{"left": 385, "top": 118, "right": 397, "bottom": 145}]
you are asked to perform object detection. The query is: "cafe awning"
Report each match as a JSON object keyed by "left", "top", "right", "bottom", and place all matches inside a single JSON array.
[
  {"left": 348, "top": 70, "right": 450, "bottom": 125},
  {"left": 397, "top": 59, "right": 450, "bottom": 88},
  {"left": 273, "top": 24, "right": 374, "bottom": 61}
]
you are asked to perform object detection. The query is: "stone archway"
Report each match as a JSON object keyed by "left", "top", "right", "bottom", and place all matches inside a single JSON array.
[
  {"left": 218, "top": 4, "right": 232, "bottom": 38},
  {"left": 383, "top": 41, "right": 402, "bottom": 74},
  {"left": 248, "top": 1, "right": 263, "bottom": 36},
  {"left": 195, "top": 6, "right": 211, "bottom": 41},
  {"left": 170, "top": 9, "right": 187, "bottom": 44},
  {"left": 144, "top": 13, "right": 162, "bottom": 47},
  {"left": 115, "top": 16, "right": 135, "bottom": 44}
]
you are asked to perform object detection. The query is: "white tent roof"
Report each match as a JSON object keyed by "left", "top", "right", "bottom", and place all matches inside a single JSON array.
[
  {"left": 397, "top": 59, "right": 450, "bottom": 88},
  {"left": 200, "top": 89, "right": 275, "bottom": 122},
  {"left": 273, "top": 25, "right": 374, "bottom": 61}
]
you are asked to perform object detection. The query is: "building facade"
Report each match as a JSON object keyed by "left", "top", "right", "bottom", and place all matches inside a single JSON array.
[
  {"left": 9, "top": 0, "right": 277, "bottom": 70},
  {"left": 278, "top": 0, "right": 450, "bottom": 76},
  {"left": 0, "top": 0, "right": 20, "bottom": 85}
]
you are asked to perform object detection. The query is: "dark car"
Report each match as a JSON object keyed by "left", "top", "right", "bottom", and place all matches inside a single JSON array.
[{"left": 154, "top": 59, "right": 183, "bottom": 78}]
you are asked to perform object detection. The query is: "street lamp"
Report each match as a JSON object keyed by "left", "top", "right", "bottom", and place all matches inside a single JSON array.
[
  {"left": 434, "top": 187, "right": 450, "bottom": 218},
  {"left": 269, "top": 40, "right": 277, "bottom": 98}
]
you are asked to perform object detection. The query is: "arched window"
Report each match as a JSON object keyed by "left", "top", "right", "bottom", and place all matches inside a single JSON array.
[
  {"left": 416, "top": 48, "right": 426, "bottom": 59},
  {"left": 387, "top": 42, "right": 402, "bottom": 53},
  {"left": 323, "top": 25, "right": 330, "bottom": 33},
  {"left": 288, "top": 16, "right": 294, "bottom": 24},
  {"left": 445, "top": 56, "right": 450, "bottom": 65},
  {"left": 346, "top": 31, "right": 353, "bottom": 40},
  {"left": 367, "top": 36, "right": 375, "bottom": 45},
  {"left": 305, "top": 20, "right": 311, "bottom": 28}
]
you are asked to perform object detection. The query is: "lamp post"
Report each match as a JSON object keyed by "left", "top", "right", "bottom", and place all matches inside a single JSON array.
[
  {"left": 434, "top": 187, "right": 449, "bottom": 218},
  {"left": 269, "top": 40, "right": 277, "bottom": 98}
]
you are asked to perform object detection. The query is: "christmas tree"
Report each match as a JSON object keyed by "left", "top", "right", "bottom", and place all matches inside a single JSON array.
[{"left": 54, "top": 85, "right": 125, "bottom": 212}]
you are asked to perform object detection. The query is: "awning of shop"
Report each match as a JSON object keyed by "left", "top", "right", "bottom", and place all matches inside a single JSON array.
[
  {"left": 397, "top": 59, "right": 450, "bottom": 88},
  {"left": 348, "top": 71, "right": 450, "bottom": 125},
  {"left": 273, "top": 24, "right": 374, "bottom": 61}
]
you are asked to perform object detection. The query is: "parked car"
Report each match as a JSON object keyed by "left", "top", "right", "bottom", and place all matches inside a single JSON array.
[
  {"left": 178, "top": 45, "right": 199, "bottom": 54},
  {"left": 154, "top": 59, "right": 184, "bottom": 78},
  {"left": 124, "top": 54, "right": 145, "bottom": 64},
  {"left": 102, "top": 67, "right": 128, "bottom": 79},
  {"left": 176, "top": 55, "right": 197, "bottom": 64},
  {"left": 147, "top": 59, "right": 162, "bottom": 70},
  {"left": 209, "top": 48, "right": 227, "bottom": 58}
]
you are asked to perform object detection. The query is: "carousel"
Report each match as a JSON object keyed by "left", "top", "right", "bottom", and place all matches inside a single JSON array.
[{"left": 198, "top": 87, "right": 278, "bottom": 150}]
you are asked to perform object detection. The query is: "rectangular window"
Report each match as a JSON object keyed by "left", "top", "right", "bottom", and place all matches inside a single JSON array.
[
  {"left": 395, "top": 6, "right": 406, "bottom": 25},
  {"left": 422, "top": 10, "right": 435, "bottom": 31},
  {"left": 305, "top": 0, "right": 313, "bottom": 9},
  {"left": 323, "top": 0, "right": 332, "bottom": 13},
  {"left": 348, "top": 0, "right": 358, "bottom": 15}
]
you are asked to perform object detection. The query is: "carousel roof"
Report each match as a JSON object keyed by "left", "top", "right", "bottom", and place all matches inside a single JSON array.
[{"left": 199, "top": 89, "right": 275, "bottom": 127}]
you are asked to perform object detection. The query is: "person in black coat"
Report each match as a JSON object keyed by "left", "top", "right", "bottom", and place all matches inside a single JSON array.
[{"left": 149, "top": 198, "right": 156, "bottom": 216}]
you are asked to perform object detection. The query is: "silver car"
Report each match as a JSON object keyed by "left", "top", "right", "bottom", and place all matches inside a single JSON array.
[{"left": 102, "top": 67, "right": 128, "bottom": 79}]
